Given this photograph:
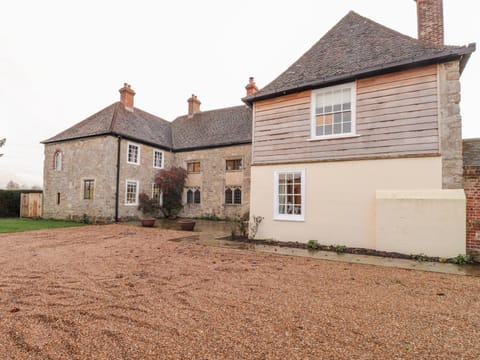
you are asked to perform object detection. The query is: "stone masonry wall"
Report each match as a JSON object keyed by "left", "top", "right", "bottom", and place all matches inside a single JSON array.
[
  {"left": 174, "top": 144, "right": 251, "bottom": 219},
  {"left": 439, "top": 61, "right": 463, "bottom": 189},
  {"left": 117, "top": 139, "right": 174, "bottom": 220},
  {"left": 464, "top": 166, "right": 480, "bottom": 253},
  {"left": 43, "top": 136, "right": 118, "bottom": 222}
]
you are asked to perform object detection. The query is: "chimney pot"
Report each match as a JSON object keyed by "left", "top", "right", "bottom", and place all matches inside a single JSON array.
[
  {"left": 415, "top": 0, "right": 444, "bottom": 46},
  {"left": 245, "top": 76, "right": 259, "bottom": 96},
  {"left": 188, "top": 94, "right": 201, "bottom": 115},
  {"left": 119, "top": 83, "right": 135, "bottom": 112}
]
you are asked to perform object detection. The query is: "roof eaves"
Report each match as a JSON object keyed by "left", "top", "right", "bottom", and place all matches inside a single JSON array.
[
  {"left": 173, "top": 140, "right": 251, "bottom": 153},
  {"left": 243, "top": 44, "right": 476, "bottom": 105}
]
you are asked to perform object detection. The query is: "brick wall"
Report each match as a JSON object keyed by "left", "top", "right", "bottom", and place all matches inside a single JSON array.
[{"left": 464, "top": 166, "right": 480, "bottom": 251}]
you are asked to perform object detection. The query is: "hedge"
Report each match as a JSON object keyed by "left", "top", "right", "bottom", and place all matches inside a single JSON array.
[{"left": 0, "top": 190, "right": 42, "bottom": 217}]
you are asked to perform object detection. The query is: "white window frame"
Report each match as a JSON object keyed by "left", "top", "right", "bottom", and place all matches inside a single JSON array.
[
  {"left": 310, "top": 82, "right": 356, "bottom": 140},
  {"left": 152, "top": 182, "right": 163, "bottom": 206},
  {"left": 274, "top": 169, "right": 305, "bottom": 221},
  {"left": 153, "top": 149, "right": 164, "bottom": 169},
  {"left": 125, "top": 179, "right": 139, "bottom": 205},
  {"left": 127, "top": 142, "right": 140, "bottom": 165}
]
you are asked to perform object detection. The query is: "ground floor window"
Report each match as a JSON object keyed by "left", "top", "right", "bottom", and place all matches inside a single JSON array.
[
  {"left": 125, "top": 180, "right": 139, "bottom": 205},
  {"left": 274, "top": 169, "right": 305, "bottom": 221},
  {"left": 83, "top": 179, "right": 94, "bottom": 200},
  {"left": 186, "top": 187, "right": 201, "bottom": 204},
  {"left": 152, "top": 183, "right": 162, "bottom": 206},
  {"left": 225, "top": 186, "right": 241, "bottom": 205}
]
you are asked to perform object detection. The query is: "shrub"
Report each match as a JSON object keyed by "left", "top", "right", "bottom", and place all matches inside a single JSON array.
[
  {"left": 138, "top": 192, "right": 159, "bottom": 218},
  {"left": 307, "top": 240, "right": 319, "bottom": 250},
  {"left": 335, "top": 245, "right": 347, "bottom": 253},
  {"left": 154, "top": 167, "right": 188, "bottom": 219},
  {"left": 452, "top": 254, "right": 472, "bottom": 265}
]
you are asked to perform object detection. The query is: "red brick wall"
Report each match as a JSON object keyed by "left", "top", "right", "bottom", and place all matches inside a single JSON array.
[{"left": 464, "top": 166, "right": 480, "bottom": 250}]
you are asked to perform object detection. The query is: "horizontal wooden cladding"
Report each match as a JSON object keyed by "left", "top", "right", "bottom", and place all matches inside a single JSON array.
[{"left": 253, "top": 65, "right": 439, "bottom": 164}]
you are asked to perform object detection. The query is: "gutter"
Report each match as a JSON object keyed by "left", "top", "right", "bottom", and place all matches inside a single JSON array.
[{"left": 115, "top": 135, "right": 121, "bottom": 222}]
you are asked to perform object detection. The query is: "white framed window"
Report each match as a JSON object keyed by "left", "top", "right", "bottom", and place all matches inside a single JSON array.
[
  {"left": 153, "top": 149, "right": 164, "bottom": 169},
  {"left": 125, "top": 180, "right": 139, "bottom": 205},
  {"left": 274, "top": 169, "right": 305, "bottom": 221},
  {"left": 152, "top": 183, "right": 163, "bottom": 206},
  {"left": 311, "top": 82, "right": 356, "bottom": 139},
  {"left": 53, "top": 151, "right": 62, "bottom": 171},
  {"left": 127, "top": 142, "right": 140, "bottom": 164}
]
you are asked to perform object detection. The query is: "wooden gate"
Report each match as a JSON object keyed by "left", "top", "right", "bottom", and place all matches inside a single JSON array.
[{"left": 20, "top": 193, "right": 42, "bottom": 218}]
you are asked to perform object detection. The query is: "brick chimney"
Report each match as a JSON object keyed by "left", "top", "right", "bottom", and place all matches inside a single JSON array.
[
  {"left": 119, "top": 83, "right": 135, "bottom": 111},
  {"left": 415, "top": 0, "right": 444, "bottom": 47},
  {"left": 187, "top": 94, "right": 201, "bottom": 115},
  {"left": 245, "top": 77, "right": 258, "bottom": 96}
]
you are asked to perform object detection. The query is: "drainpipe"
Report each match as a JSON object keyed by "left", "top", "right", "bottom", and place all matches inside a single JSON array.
[{"left": 115, "top": 135, "right": 122, "bottom": 222}]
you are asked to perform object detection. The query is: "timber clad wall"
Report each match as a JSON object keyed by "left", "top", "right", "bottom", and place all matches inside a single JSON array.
[{"left": 253, "top": 65, "right": 439, "bottom": 164}]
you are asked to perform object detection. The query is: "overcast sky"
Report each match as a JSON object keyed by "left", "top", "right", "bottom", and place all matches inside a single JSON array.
[{"left": 1, "top": 0, "right": 478, "bottom": 188}]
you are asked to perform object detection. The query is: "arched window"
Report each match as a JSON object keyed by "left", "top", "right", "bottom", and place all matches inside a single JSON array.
[
  {"left": 225, "top": 187, "right": 242, "bottom": 205},
  {"left": 187, "top": 189, "right": 194, "bottom": 204},
  {"left": 194, "top": 189, "right": 201, "bottom": 204},
  {"left": 234, "top": 188, "right": 242, "bottom": 204},
  {"left": 54, "top": 151, "right": 62, "bottom": 171},
  {"left": 225, "top": 188, "right": 233, "bottom": 204}
]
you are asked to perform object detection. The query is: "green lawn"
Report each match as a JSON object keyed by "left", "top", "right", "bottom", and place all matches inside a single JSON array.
[{"left": 0, "top": 218, "right": 85, "bottom": 233}]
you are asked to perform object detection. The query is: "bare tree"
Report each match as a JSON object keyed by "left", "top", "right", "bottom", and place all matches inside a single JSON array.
[
  {"left": 0, "top": 138, "right": 5, "bottom": 157},
  {"left": 6, "top": 180, "right": 20, "bottom": 189}
]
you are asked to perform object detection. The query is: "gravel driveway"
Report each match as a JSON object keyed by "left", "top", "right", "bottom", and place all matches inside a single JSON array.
[{"left": 0, "top": 224, "right": 479, "bottom": 359}]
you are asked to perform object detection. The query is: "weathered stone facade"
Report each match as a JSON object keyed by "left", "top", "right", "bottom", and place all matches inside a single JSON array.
[
  {"left": 43, "top": 135, "right": 174, "bottom": 222},
  {"left": 439, "top": 60, "right": 463, "bottom": 189},
  {"left": 175, "top": 144, "right": 251, "bottom": 219},
  {"left": 43, "top": 134, "right": 250, "bottom": 221},
  {"left": 43, "top": 136, "right": 118, "bottom": 221}
]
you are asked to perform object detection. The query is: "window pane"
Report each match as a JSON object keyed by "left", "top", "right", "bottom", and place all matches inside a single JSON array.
[
  {"left": 316, "top": 115, "right": 324, "bottom": 126},
  {"left": 324, "top": 105, "right": 332, "bottom": 113},
  {"left": 333, "top": 113, "right": 342, "bottom": 124},
  {"left": 187, "top": 190, "right": 193, "bottom": 204},
  {"left": 225, "top": 188, "right": 232, "bottom": 204},
  {"left": 343, "top": 111, "right": 351, "bottom": 122},
  {"left": 316, "top": 125, "right": 324, "bottom": 136},
  {"left": 343, "top": 121, "right": 351, "bottom": 133},
  {"left": 194, "top": 189, "right": 201, "bottom": 204},
  {"left": 234, "top": 189, "right": 242, "bottom": 204},
  {"left": 334, "top": 123, "right": 342, "bottom": 134},
  {"left": 316, "top": 94, "right": 324, "bottom": 114},
  {"left": 325, "top": 124, "right": 332, "bottom": 135}
]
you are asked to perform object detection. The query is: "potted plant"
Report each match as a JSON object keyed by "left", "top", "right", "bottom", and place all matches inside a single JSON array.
[
  {"left": 178, "top": 218, "right": 196, "bottom": 231},
  {"left": 138, "top": 192, "right": 158, "bottom": 227}
]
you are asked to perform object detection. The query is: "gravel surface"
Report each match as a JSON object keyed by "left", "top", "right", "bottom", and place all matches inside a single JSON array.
[{"left": 0, "top": 224, "right": 479, "bottom": 359}]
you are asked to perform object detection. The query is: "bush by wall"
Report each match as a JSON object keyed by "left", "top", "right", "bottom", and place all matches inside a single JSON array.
[{"left": 0, "top": 190, "right": 42, "bottom": 217}]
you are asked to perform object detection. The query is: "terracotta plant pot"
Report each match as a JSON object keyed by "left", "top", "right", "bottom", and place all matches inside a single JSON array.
[
  {"left": 178, "top": 219, "right": 196, "bottom": 231},
  {"left": 141, "top": 218, "right": 156, "bottom": 227}
]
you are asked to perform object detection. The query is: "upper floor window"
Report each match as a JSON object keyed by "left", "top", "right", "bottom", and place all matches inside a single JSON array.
[
  {"left": 153, "top": 150, "right": 164, "bottom": 169},
  {"left": 83, "top": 179, "right": 94, "bottom": 200},
  {"left": 187, "top": 161, "right": 201, "bottom": 173},
  {"left": 125, "top": 180, "right": 139, "bottom": 205},
  {"left": 311, "top": 82, "right": 355, "bottom": 139},
  {"left": 226, "top": 159, "right": 242, "bottom": 171},
  {"left": 54, "top": 151, "right": 62, "bottom": 171},
  {"left": 274, "top": 170, "right": 305, "bottom": 221},
  {"left": 127, "top": 143, "right": 140, "bottom": 164}
]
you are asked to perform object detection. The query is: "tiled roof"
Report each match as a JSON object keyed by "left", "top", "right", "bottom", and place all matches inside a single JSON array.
[
  {"left": 171, "top": 105, "right": 252, "bottom": 150},
  {"left": 463, "top": 139, "right": 480, "bottom": 166},
  {"left": 42, "top": 102, "right": 173, "bottom": 148},
  {"left": 42, "top": 102, "right": 252, "bottom": 150},
  {"left": 245, "top": 11, "right": 475, "bottom": 103}
]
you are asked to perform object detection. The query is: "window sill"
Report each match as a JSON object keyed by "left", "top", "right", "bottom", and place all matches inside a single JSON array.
[
  {"left": 225, "top": 204, "right": 242, "bottom": 206},
  {"left": 127, "top": 162, "right": 140, "bottom": 166},
  {"left": 125, "top": 203, "right": 138, "bottom": 206},
  {"left": 153, "top": 166, "right": 164, "bottom": 169},
  {"left": 308, "top": 133, "right": 361, "bottom": 141},
  {"left": 274, "top": 216, "right": 305, "bottom": 222}
]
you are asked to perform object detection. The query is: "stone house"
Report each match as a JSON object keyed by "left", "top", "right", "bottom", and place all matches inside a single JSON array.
[
  {"left": 243, "top": 0, "right": 475, "bottom": 258},
  {"left": 42, "top": 84, "right": 252, "bottom": 222}
]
